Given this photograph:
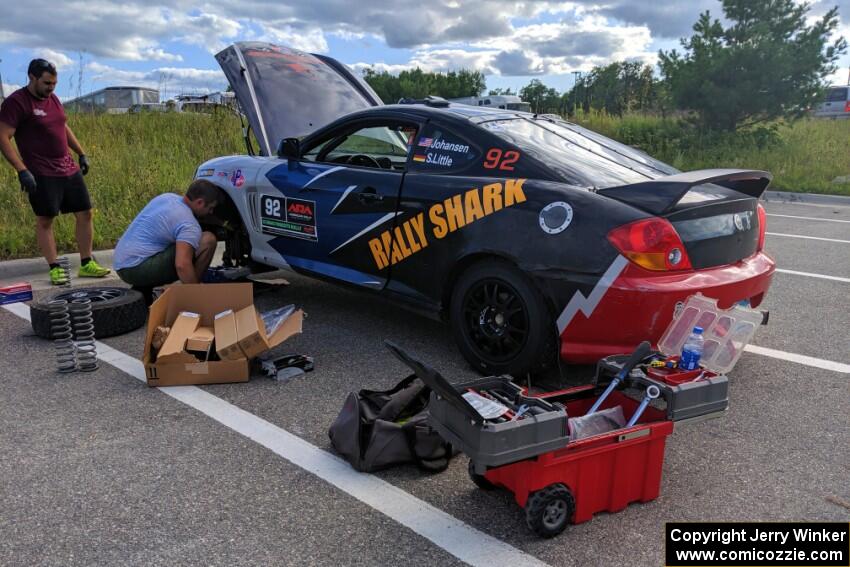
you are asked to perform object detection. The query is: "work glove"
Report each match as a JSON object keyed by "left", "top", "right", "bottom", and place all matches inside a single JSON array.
[
  {"left": 18, "top": 170, "right": 37, "bottom": 195},
  {"left": 79, "top": 154, "right": 90, "bottom": 176}
]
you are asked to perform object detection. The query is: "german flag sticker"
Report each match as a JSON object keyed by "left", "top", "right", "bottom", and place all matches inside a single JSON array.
[{"left": 413, "top": 154, "right": 427, "bottom": 162}]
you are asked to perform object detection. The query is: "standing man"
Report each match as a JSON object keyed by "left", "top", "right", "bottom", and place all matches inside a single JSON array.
[
  {"left": 0, "top": 58, "right": 110, "bottom": 284},
  {"left": 114, "top": 179, "right": 219, "bottom": 300}
]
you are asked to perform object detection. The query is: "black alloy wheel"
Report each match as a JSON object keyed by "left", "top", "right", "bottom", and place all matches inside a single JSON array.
[
  {"left": 30, "top": 286, "right": 147, "bottom": 339},
  {"left": 450, "top": 260, "right": 555, "bottom": 377},
  {"left": 462, "top": 278, "right": 530, "bottom": 363}
]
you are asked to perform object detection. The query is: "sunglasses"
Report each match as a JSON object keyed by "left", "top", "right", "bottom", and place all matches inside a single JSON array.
[{"left": 29, "top": 59, "right": 57, "bottom": 76}]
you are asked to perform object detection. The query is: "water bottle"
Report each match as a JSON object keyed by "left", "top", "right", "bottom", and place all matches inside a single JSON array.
[{"left": 680, "top": 326, "right": 704, "bottom": 371}]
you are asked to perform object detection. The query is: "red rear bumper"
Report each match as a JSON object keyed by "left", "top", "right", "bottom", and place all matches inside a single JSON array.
[{"left": 559, "top": 252, "right": 775, "bottom": 363}]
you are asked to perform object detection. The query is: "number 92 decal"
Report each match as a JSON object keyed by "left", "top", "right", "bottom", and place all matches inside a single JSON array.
[{"left": 483, "top": 148, "right": 520, "bottom": 171}]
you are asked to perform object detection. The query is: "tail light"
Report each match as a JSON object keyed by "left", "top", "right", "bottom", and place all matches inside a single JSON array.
[
  {"left": 845, "top": 101, "right": 850, "bottom": 112},
  {"left": 757, "top": 202, "right": 767, "bottom": 251},
  {"left": 607, "top": 218, "right": 692, "bottom": 271}
]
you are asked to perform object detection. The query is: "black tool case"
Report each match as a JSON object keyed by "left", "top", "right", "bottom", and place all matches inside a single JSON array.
[
  {"left": 595, "top": 354, "right": 728, "bottom": 421},
  {"left": 386, "top": 342, "right": 569, "bottom": 469}
]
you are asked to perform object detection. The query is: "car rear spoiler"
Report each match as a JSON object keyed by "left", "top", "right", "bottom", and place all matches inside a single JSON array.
[{"left": 597, "top": 169, "right": 772, "bottom": 215}]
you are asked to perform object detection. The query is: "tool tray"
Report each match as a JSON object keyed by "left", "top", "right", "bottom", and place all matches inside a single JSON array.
[
  {"left": 385, "top": 342, "right": 569, "bottom": 469},
  {"left": 595, "top": 354, "right": 728, "bottom": 421}
]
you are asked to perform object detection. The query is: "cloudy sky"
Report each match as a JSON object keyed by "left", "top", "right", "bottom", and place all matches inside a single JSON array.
[{"left": 1, "top": 0, "right": 848, "bottom": 101}]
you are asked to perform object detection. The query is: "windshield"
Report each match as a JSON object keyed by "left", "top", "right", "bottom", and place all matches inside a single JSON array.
[{"left": 480, "top": 117, "right": 677, "bottom": 188}]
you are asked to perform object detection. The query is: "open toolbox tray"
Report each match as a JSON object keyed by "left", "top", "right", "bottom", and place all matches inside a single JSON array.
[
  {"left": 386, "top": 341, "right": 673, "bottom": 468},
  {"left": 386, "top": 342, "right": 570, "bottom": 469},
  {"left": 595, "top": 354, "right": 728, "bottom": 421}
]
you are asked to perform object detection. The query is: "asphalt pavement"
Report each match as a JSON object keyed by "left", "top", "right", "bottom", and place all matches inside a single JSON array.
[{"left": 1, "top": 197, "right": 848, "bottom": 567}]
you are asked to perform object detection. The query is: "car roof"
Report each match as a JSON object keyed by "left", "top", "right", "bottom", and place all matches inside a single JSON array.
[{"left": 318, "top": 103, "right": 528, "bottom": 131}]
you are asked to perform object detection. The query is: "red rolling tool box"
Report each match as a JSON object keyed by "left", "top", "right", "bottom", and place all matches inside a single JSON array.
[
  {"left": 481, "top": 385, "right": 673, "bottom": 536},
  {"left": 386, "top": 339, "right": 722, "bottom": 538}
]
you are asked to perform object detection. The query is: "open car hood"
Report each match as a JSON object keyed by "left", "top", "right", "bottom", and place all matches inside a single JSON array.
[{"left": 215, "top": 42, "right": 383, "bottom": 156}]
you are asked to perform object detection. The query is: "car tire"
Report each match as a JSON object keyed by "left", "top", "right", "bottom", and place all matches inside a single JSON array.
[
  {"left": 525, "top": 483, "right": 575, "bottom": 538},
  {"left": 450, "top": 259, "right": 556, "bottom": 377},
  {"left": 30, "top": 287, "right": 148, "bottom": 340}
]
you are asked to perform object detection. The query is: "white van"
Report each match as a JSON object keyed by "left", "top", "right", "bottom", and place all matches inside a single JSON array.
[{"left": 813, "top": 86, "right": 850, "bottom": 118}]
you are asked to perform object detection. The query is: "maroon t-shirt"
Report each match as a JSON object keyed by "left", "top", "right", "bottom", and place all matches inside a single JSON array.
[{"left": 0, "top": 88, "right": 78, "bottom": 177}]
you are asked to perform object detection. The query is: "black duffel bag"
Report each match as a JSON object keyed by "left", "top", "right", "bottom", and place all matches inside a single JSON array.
[{"left": 329, "top": 374, "right": 454, "bottom": 473}]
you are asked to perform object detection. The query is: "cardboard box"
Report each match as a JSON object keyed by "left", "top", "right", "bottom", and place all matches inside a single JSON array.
[
  {"left": 156, "top": 312, "right": 201, "bottom": 364},
  {"left": 186, "top": 326, "right": 215, "bottom": 360},
  {"left": 234, "top": 304, "right": 302, "bottom": 360},
  {"left": 214, "top": 309, "right": 243, "bottom": 361},
  {"left": 144, "top": 283, "right": 303, "bottom": 387},
  {"left": 186, "top": 326, "right": 214, "bottom": 351}
]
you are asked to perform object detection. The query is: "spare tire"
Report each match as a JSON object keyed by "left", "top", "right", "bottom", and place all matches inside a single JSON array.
[{"left": 30, "top": 287, "right": 147, "bottom": 340}]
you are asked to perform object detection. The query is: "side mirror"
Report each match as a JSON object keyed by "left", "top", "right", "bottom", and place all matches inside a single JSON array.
[{"left": 277, "top": 137, "right": 300, "bottom": 159}]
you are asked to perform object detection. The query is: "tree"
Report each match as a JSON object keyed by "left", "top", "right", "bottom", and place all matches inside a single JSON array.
[
  {"left": 361, "top": 68, "right": 486, "bottom": 102},
  {"left": 488, "top": 87, "right": 516, "bottom": 96},
  {"left": 659, "top": 0, "right": 847, "bottom": 130},
  {"left": 519, "top": 79, "right": 560, "bottom": 113},
  {"left": 564, "top": 61, "right": 661, "bottom": 116}
]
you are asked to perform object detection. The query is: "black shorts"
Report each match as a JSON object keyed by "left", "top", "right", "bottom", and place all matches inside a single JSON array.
[{"left": 29, "top": 171, "right": 92, "bottom": 217}]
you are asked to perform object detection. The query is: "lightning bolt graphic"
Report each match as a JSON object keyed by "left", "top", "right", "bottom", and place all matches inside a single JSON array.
[{"left": 556, "top": 255, "right": 629, "bottom": 334}]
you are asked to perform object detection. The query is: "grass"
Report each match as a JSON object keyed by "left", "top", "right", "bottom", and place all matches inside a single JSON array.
[
  {"left": 571, "top": 111, "right": 850, "bottom": 195},
  {"left": 0, "top": 112, "right": 244, "bottom": 259},
  {"left": 1, "top": 110, "right": 847, "bottom": 259}
]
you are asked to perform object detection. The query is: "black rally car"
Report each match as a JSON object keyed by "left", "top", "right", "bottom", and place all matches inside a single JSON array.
[{"left": 197, "top": 42, "right": 775, "bottom": 376}]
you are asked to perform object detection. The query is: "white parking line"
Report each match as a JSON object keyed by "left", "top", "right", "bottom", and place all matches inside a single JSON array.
[
  {"left": 775, "top": 268, "right": 850, "bottom": 283},
  {"left": 1, "top": 302, "right": 549, "bottom": 567},
  {"left": 767, "top": 232, "right": 850, "bottom": 244},
  {"left": 767, "top": 213, "right": 850, "bottom": 224},
  {"left": 744, "top": 345, "right": 850, "bottom": 374}
]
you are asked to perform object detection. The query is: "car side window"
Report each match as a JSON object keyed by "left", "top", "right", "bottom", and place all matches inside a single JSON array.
[
  {"left": 826, "top": 87, "right": 848, "bottom": 102},
  {"left": 303, "top": 124, "right": 418, "bottom": 171}
]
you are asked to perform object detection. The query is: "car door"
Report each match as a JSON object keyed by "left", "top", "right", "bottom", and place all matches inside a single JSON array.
[{"left": 258, "top": 120, "right": 419, "bottom": 290}]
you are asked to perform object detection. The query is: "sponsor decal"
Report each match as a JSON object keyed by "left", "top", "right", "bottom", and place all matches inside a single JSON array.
[
  {"left": 538, "top": 201, "right": 573, "bottom": 234},
  {"left": 412, "top": 154, "right": 427, "bottom": 163},
  {"left": 429, "top": 138, "right": 469, "bottom": 154},
  {"left": 260, "top": 195, "right": 318, "bottom": 241},
  {"left": 286, "top": 199, "right": 315, "bottom": 223},
  {"left": 33, "top": 109, "right": 47, "bottom": 117},
  {"left": 230, "top": 169, "right": 245, "bottom": 188},
  {"left": 367, "top": 179, "right": 527, "bottom": 270},
  {"left": 418, "top": 137, "right": 433, "bottom": 147},
  {"left": 216, "top": 171, "right": 229, "bottom": 177},
  {"left": 425, "top": 153, "right": 453, "bottom": 167},
  {"left": 733, "top": 211, "right": 752, "bottom": 231},
  {"left": 197, "top": 168, "right": 215, "bottom": 178},
  {"left": 483, "top": 148, "right": 520, "bottom": 171}
]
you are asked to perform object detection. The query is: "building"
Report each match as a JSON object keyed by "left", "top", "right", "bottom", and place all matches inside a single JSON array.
[
  {"left": 447, "top": 95, "right": 531, "bottom": 112},
  {"left": 65, "top": 86, "right": 159, "bottom": 113},
  {"left": 174, "top": 91, "right": 237, "bottom": 113}
]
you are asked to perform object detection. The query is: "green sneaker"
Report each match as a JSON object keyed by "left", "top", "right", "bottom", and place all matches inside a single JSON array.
[
  {"left": 78, "top": 259, "right": 111, "bottom": 278},
  {"left": 49, "top": 266, "right": 70, "bottom": 286}
]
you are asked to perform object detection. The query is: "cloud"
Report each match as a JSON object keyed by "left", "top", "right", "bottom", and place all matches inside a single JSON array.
[
  {"left": 0, "top": 2, "right": 208, "bottom": 60},
  {"left": 256, "top": 23, "right": 329, "bottom": 53},
  {"left": 592, "top": 1, "right": 716, "bottom": 38},
  {"left": 493, "top": 50, "right": 544, "bottom": 75},
  {"left": 85, "top": 62, "right": 227, "bottom": 97},
  {"left": 34, "top": 49, "right": 75, "bottom": 71},
  {"left": 1, "top": 82, "right": 23, "bottom": 98}
]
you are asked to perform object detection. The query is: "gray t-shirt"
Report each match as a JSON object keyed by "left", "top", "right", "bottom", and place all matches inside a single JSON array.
[{"left": 114, "top": 193, "right": 202, "bottom": 271}]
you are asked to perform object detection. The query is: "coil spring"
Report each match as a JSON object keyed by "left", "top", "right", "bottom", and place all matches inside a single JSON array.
[
  {"left": 57, "top": 256, "right": 72, "bottom": 288},
  {"left": 71, "top": 298, "right": 98, "bottom": 372},
  {"left": 49, "top": 299, "right": 76, "bottom": 373}
]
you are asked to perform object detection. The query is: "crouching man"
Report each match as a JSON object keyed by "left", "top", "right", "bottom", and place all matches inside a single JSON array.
[{"left": 114, "top": 180, "right": 220, "bottom": 300}]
